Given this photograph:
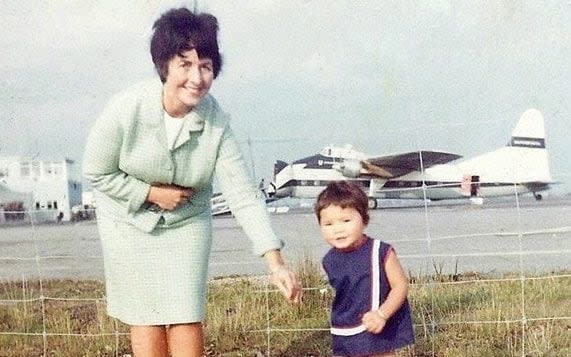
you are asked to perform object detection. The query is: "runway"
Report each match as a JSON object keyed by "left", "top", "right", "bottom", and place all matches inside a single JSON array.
[{"left": 1, "top": 196, "right": 569, "bottom": 281}]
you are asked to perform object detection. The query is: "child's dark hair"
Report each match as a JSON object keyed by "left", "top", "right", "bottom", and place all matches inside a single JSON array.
[{"left": 315, "top": 181, "right": 370, "bottom": 225}]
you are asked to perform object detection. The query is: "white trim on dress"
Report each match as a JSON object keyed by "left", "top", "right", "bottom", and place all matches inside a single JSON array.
[{"left": 331, "top": 239, "right": 381, "bottom": 336}]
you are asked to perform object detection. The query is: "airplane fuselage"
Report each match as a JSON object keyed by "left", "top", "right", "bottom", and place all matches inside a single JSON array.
[
  {"left": 272, "top": 163, "right": 547, "bottom": 201},
  {"left": 270, "top": 109, "right": 552, "bottom": 204}
]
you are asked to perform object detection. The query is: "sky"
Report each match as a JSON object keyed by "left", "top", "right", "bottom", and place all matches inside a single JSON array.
[{"left": 1, "top": 0, "right": 570, "bottom": 193}]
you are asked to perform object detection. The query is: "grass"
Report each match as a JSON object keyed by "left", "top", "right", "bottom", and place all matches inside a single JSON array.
[{"left": 0, "top": 261, "right": 569, "bottom": 356}]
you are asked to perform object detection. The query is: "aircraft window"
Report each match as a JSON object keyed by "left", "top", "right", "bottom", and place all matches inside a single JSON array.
[
  {"left": 318, "top": 160, "right": 323, "bottom": 166},
  {"left": 301, "top": 180, "right": 307, "bottom": 186}
]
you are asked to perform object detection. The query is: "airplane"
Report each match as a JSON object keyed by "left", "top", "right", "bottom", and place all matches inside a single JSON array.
[
  {"left": 268, "top": 108, "right": 553, "bottom": 208},
  {"left": 210, "top": 191, "right": 278, "bottom": 216},
  {"left": 211, "top": 192, "right": 231, "bottom": 216}
]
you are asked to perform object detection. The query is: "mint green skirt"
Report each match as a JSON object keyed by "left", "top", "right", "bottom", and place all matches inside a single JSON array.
[{"left": 96, "top": 211, "right": 213, "bottom": 325}]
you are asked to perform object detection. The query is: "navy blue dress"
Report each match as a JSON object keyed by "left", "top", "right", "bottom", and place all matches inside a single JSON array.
[{"left": 323, "top": 237, "right": 415, "bottom": 356}]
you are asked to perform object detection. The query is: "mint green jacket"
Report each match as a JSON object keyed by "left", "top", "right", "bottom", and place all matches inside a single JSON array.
[{"left": 83, "top": 79, "right": 282, "bottom": 255}]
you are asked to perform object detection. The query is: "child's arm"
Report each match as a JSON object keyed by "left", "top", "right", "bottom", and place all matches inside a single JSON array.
[{"left": 362, "top": 248, "right": 410, "bottom": 334}]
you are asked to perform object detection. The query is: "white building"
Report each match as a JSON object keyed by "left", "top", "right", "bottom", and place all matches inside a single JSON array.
[{"left": 0, "top": 156, "right": 82, "bottom": 222}]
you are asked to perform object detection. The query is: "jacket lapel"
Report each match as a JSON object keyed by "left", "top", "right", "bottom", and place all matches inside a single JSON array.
[
  {"left": 138, "top": 80, "right": 170, "bottom": 151},
  {"left": 139, "top": 80, "right": 209, "bottom": 151},
  {"left": 171, "top": 97, "right": 208, "bottom": 150}
]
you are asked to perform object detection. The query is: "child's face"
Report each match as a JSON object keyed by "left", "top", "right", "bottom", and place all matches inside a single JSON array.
[{"left": 318, "top": 204, "right": 366, "bottom": 251}]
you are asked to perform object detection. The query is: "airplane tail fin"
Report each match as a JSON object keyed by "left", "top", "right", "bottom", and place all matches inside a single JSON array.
[
  {"left": 459, "top": 109, "right": 552, "bottom": 186},
  {"left": 502, "top": 109, "right": 552, "bottom": 183},
  {"left": 508, "top": 108, "right": 546, "bottom": 149}
]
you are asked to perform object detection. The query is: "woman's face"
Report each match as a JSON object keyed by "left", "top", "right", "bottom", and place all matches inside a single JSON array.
[{"left": 163, "top": 49, "right": 214, "bottom": 117}]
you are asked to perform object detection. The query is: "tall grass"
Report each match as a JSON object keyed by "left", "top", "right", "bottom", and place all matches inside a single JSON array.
[{"left": 0, "top": 262, "right": 569, "bottom": 356}]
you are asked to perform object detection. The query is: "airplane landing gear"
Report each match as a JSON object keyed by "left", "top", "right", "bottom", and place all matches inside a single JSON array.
[{"left": 533, "top": 193, "right": 543, "bottom": 201}]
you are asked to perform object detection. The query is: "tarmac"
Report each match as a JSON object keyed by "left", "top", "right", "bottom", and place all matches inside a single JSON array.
[{"left": 1, "top": 195, "right": 569, "bottom": 282}]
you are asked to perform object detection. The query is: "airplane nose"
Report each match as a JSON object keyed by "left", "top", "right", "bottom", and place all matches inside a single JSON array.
[{"left": 333, "top": 159, "right": 362, "bottom": 178}]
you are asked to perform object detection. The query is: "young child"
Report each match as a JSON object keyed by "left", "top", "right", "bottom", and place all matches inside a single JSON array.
[{"left": 315, "top": 181, "right": 415, "bottom": 357}]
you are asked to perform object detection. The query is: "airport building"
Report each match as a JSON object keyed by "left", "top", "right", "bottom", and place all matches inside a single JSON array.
[{"left": 0, "top": 156, "right": 82, "bottom": 222}]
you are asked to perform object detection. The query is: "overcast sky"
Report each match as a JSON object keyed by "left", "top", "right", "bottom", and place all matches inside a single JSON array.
[{"left": 1, "top": 1, "right": 569, "bottom": 193}]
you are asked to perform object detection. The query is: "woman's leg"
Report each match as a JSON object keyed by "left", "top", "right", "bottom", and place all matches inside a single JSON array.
[
  {"left": 167, "top": 322, "right": 204, "bottom": 357},
  {"left": 130, "top": 325, "right": 169, "bottom": 357}
]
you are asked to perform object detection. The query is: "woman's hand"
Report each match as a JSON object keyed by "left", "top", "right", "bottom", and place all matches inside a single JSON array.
[
  {"left": 270, "top": 265, "right": 303, "bottom": 304},
  {"left": 263, "top": 250, "right": 302, "bottom": 303},
  {"left": 146, "top": 184, "right": 195, "bottom": 210},
  {"left": 361, "top": 309, "right": 387, "bottom": 334}
]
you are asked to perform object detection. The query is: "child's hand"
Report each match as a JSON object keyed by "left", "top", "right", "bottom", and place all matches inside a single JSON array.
[{"left": 361, "top": 310, "right": 387, "bottom": 334}]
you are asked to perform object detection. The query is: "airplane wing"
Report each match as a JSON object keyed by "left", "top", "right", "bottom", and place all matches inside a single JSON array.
[{"left": 363, "top": 151, "right": 462, "bottom": 178}]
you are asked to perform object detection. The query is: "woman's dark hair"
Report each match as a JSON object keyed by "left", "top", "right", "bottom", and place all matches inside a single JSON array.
[
  {"left": 150, "top": 8, "right": 223, "bottom": 82},
  {"left": 314, "top": 181, "right": 370, "bottom": 225}
]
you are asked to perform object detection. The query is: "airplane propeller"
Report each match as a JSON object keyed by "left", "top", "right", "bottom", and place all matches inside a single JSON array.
[
  {"left": 333, "top": 159, "right": 394, "bottom": 179},
  {"left": 361, "top": 160, "right": 394, "bottom": 178}
]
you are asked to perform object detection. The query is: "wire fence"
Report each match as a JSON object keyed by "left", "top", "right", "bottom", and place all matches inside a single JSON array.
[
  {"left": 1, "top": 189, "right": 570, "bottom": 355},
  {"left": 1, "top": 110, "right": 570, "bottom": 355}
]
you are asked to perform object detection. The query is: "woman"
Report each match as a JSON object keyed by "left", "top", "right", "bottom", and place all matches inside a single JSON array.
[{"left": 83, "top": 8, "right": 302, "bottom": 357}]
